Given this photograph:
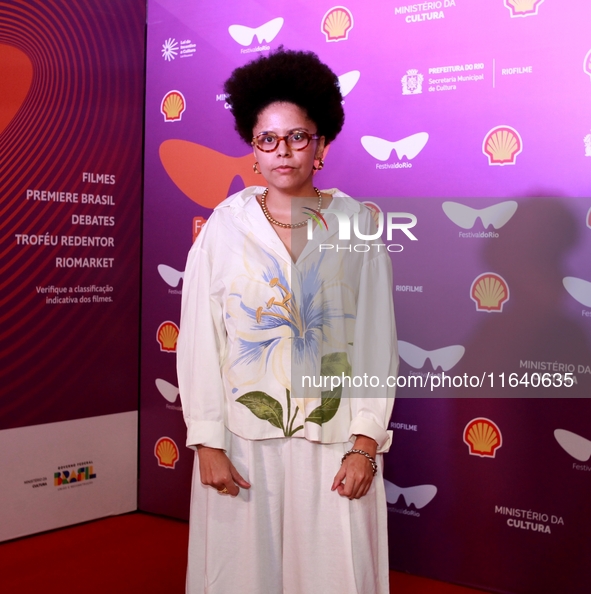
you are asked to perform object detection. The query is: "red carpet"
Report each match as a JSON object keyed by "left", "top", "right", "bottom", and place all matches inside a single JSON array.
[{"left": 0, "top": 512, "right": 487, "bottom": 593}]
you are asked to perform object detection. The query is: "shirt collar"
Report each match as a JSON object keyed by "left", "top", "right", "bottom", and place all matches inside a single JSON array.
[{"left": 216, "top": 186, "right": 358, "bottom": 265}]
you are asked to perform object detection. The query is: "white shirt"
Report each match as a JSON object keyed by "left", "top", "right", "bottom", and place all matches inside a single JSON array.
[{"left": 177, "top": 186, "right": 398, "bottom": 453}]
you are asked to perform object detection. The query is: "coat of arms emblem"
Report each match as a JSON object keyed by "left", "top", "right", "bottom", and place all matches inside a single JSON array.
[{"left": 401, "top": 69, "right": 423, "bottom": 95}]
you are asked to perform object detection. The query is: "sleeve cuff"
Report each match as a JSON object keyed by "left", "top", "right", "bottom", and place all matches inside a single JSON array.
[
  {"left": 349, "top": 416, "right": 393, "bottom": 453},
  {"left": 185, "top": 420, "right": 226, "bottom": 451}
]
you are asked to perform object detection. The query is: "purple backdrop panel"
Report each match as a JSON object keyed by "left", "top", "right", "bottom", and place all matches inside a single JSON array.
[
  {"left": 141, "top": 1, "right": 591, "bottom": 592},
  {"left": 387, "top": 397, "right": 591, "bottom": 594},
  {"left": 383, "top": 197, "right": 591, "bottom": 594},
  {"left": 376, "top": 197, "right": 591, "bottom": 400},
  {"left": 0, "top": 0, "right": 145, "bottom": 428}
]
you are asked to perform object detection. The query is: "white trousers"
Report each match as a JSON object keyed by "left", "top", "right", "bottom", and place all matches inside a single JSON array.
[{"left": 186, "top": 432, "right": 389, "bottom": 594}]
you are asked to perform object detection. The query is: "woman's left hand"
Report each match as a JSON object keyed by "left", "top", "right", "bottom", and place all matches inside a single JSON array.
[{"left": 331, "top": 435, "right": 378, "bottom": 500}]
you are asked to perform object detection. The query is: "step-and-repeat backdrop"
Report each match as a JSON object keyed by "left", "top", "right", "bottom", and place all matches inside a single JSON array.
[
  {"left": 141, "top": 1, "right": 591, "bottom": 592},
  {"left": 0, "top": 0, "right": 145, "bottom": 541}
]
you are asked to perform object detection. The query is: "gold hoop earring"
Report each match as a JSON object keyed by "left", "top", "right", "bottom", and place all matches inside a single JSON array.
[
  {"left": 313, "top": 159, "right": 324, "bottom": 171},
  {"left": 253, "top": 162, "right": 261, "bottom": 174}
]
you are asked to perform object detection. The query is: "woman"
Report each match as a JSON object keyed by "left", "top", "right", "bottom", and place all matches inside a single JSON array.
[{"left": 177, "top": 48, "right": 398, "bottom": 594}]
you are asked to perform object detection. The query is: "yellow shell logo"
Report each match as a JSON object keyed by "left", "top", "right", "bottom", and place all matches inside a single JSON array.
[
  {"left": 482, "top": 126, "right": 522, "bottom": 166},
  {"left": 470, "top": 273, "right": 510, "bottom": 312},
  {"left": 504, "top": 0, "right": 544, "bottom": 17},
  {"left": 161, "top": 90, "right": 186, "bottom": 122},
  {"left": 463, "top": 418, "right": 502, "bottom": 457},
  {"left": 157, "top": 321, "right": 179, "bottom": 352},
  {"left": 154, "top": 437, "right": 179, "bottom": 468},
  {"left": 321, "top": 6, "right": 354, "bottom": 42}
]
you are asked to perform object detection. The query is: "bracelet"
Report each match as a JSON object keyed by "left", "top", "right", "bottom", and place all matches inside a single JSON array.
[{"left": 341, "top": 449, "right": 378, "bottom": 475}]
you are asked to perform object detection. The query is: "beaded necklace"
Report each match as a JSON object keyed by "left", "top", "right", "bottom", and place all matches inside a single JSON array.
[{"left": 259, "top": 187, "right": 322, "bottom": 229}]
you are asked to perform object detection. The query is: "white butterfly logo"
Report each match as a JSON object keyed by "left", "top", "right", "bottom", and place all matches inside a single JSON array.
[
  {"left": 384, "top": 480, "right": 438, "bottom": 509},
  {"left": 155, "top": 378, "right": 180, "bottom": 403},
  {"left": 584, "top": 48, "right": 591, "bottom": 81},
  {"left": 398, "top": 341, "right": 465, "bottom": 372},
  {"left": 563, "top": 277, "right": 591, "bottom": 307},
  {"left": 361, "top": 133, "right": 428, "bottom": 161},
  {"left": 158, "top": 264, "right": 184, "bottom": 288},
  {"left": 554, "top": 429, "right": 591, "bottom": 462},
  {"left": 337, "top": 70, "right": 360, "bottom": 97},
  {"left": 228, "top": 17, "right": 284, "bottom": 46},
  {"left": 442, "top": 201, "right": 518, "bottom": 230}
]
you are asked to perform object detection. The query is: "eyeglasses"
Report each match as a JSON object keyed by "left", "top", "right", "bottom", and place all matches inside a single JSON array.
[{"left": 252, "top": 130, "right": 319, "bottom": 152}]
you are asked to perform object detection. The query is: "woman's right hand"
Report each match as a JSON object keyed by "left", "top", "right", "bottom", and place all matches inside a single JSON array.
[{"left": 196, "top": 446, "right": 251, "bottom": 496}]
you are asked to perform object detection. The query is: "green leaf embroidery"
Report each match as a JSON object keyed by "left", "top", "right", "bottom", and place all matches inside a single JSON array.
[
  {"left": 305, "top": 352, "right": 351, "bottom": 426},
  {"left": 320, "top": 351, "right": 352, "bottom": 378},
  {"left": 237, "top": 353, "right": 352, "bottom": 432},
  {"left": 285, "top": 390, "right": 303, "bottom": 436},
  {"left": 236, "top": 391, "right": 285, "bottom": 431},
  {"left": 305, "top": 389, "right": 341, "bottom": 425}
]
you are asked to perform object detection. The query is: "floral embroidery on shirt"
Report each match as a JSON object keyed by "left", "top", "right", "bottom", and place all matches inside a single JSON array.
[
  {"left": 237, "top": 352, "right": 351, "bottom": 437},
  {"left": 233, "top": 252, "right": 332, "bottom": 369},
  {"left": 230, "top": 250, "right": 352, "bottom": 436}
]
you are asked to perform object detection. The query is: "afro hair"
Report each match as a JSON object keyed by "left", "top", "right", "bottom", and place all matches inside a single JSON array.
[{"left": 223, "top": 47, "right": 345, "bottom": 145}]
